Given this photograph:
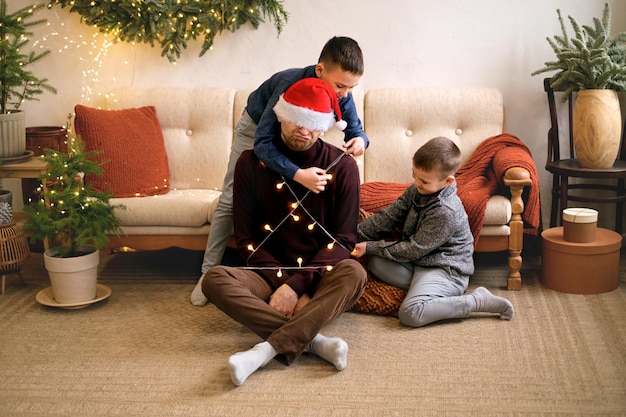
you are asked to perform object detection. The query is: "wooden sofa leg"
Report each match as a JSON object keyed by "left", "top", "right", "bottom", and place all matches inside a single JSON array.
[
  {"left": 507, "top": 250, "right": 522, "bottom": 291},
  {"left": 507, "top": 185, "right": 525, "bottom": 291},
  {"left": 504, "top": 167, "right": 531, "bottom": 290}
]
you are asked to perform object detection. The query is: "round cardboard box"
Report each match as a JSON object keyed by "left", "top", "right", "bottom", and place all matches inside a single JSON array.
[
  {"left": 562, "top": 208, "right": 598, "bottom": 243},
  {"left": 542, "top": 227, "right": 621, "bottom": 294}
]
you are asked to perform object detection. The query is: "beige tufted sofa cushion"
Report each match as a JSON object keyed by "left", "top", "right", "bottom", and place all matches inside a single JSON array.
[{"left": 105, "top": 88, "right": 235, "bottom": 233}]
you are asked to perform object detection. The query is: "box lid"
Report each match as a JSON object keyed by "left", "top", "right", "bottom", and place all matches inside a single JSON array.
[
  {"left": 542, "top": 227, "right": 622, "bottom": 255},
  {"left": 562, "top": 208, "right": 598, "bottom": 224}
]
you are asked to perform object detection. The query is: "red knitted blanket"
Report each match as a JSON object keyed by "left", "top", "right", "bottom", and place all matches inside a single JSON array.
[
  {"left": 455, "top": 133, "right": 540, "bottom": 244},
  {"left": 359, "top": 134, "right": 541, "bottom": 246}
]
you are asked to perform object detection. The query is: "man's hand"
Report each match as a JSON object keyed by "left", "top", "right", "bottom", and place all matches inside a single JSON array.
[
  {"left": 269, "top": 284, "right": 299, "bottom": 317},
  {"left": 294, "top": 167, "right": 328, "bottom": 194},
  {"left": 343, "top": 137, "right": 365, "bottom": 157},
  {"left": 294, "top": 293, "right": 311, "bottom": 315},
  {"left": 352, "top": 241, "right": 367, "bottom": 259}
]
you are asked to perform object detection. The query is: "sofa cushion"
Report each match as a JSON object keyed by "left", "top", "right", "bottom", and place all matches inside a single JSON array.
[
  {"left": 74, "top": 104, "right": 171, "bottom": 198},
  {"left": 111, "top": 189, "right": 221, "bottom": 227},
  {"left": 106, "top": 88, "right": 235, "bottom": 191}
]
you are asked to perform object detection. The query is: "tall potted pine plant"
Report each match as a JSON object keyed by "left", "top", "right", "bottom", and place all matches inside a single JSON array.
[
  {"left": 23, "top": 132, "right": 124, "bottom": 305},
  {"left": 531, "top": 3, "right": 626, "bottom": 169},
  {"left": 0, "top": 0, "right": 56, "bottom": 159}
]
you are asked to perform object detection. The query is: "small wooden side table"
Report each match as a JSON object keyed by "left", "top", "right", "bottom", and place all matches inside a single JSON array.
[
  {"left": 0, "top": 156, "right": 48, "bottom": 180},
  {"left": 0, "top": 156, "right": 49, "bottom": 249}
]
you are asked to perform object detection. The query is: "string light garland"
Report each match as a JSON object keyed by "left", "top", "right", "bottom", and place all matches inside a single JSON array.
[
  {"left": 48, "top": 0, "right": 289, "bottom": 62},
  {"left": 243, "top": 153, "right": 351, "bottom": 278}
]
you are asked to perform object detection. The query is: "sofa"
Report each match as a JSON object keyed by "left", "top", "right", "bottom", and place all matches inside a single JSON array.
[{"left": 79, "top": 86, "right": 539, "bottom": 291}]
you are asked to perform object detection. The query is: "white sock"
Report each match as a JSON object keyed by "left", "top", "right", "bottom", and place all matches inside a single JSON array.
[
  {"left": 228, "top": 341, "right": 277, "bottom": 386},
  {"left": 190, "top": 274, "right": 209, "bottom": 306},
  {"left": 307, "top": 334, "right": 349, "bottom": 371},
  {"left": 469, "top": 287, "right": 514, "bottom": 320}
]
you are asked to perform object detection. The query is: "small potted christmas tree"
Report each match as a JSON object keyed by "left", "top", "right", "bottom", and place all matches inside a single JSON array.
[{"left": 23, "top": 117, "right": 124, "bottom": 305}]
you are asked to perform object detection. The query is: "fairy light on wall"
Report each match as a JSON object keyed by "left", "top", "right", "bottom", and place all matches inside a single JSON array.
[{"left": 31, "top": 9, "right": 123, "bottom": 105}]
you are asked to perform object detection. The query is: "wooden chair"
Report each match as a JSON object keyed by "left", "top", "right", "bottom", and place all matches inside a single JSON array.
[{"left": 543, "top": 78, "right": 626, "bottom": 234}]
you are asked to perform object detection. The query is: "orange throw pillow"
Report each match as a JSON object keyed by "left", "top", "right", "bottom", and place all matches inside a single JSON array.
[{"left": 74, "top": 105, "right": 170, "bottom": 197}]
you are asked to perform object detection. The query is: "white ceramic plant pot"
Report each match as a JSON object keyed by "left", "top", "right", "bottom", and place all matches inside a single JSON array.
[
  {"left": 44, "top": 245, "right": 99, "bottom": 304},
  {"left": 0, "top": 111, "right": 26, "bottom": 158}
]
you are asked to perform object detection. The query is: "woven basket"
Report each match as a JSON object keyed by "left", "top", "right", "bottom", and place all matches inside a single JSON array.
[{"left": 0, "top": 221, "right": 30, "bottom": 275}]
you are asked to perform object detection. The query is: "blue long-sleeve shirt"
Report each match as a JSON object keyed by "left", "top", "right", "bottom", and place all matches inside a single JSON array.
[{"left": 246, "top": 65, "right": 369, "bottom": 179}]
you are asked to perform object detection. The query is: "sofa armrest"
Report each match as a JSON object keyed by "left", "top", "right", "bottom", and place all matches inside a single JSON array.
[{"left": 503, "top": 167, "right": 532, "bottom": 214}]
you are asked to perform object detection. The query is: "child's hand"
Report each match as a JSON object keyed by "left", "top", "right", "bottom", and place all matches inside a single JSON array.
[
  {"left": 343, "top": 137, "right": 365, "bottom": 157},
  {"left": 352, "top": 241, "right": 367, "bottom": 258},
  {"left": 294, "top": 167, "right": 328, "bottom": 194}
]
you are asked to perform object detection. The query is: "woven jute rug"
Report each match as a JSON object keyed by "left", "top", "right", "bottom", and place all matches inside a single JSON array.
[{"left": 0, "top": 249, "right": 624, "bottom": 417}]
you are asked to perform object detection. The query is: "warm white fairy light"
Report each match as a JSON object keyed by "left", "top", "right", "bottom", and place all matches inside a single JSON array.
[
  {"left": 240, "top": 154, "right": 354, "bottom": 280},
  {"left": 32, "top": 12, "right": 125, "bottom": 106}
]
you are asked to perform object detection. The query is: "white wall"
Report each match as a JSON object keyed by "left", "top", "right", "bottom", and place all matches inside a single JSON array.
[{"left": 8, "top": 0, "right": 626, "bottom": 230}]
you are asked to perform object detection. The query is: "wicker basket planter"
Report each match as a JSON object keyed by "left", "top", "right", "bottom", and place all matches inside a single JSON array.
[{"left": 0, "top": 221, "right": 30, "bottom": 294}]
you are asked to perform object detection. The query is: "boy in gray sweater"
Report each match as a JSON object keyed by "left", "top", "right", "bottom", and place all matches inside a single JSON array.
[{"left": 353, "top": 137, "right": 514, "bottom": 327}]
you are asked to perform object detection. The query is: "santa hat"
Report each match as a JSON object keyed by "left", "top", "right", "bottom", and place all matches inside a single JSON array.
[{"left": 273, "top": 78, "right": 347, "bottom": 132}]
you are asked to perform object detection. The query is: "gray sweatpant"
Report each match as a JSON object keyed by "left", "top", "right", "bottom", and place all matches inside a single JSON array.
[
  {"left": 367, "top": 256, "right": 471, "bottom": 327},
  {"left": 200, "top": 111, "right": 257, "bottom": 273}
]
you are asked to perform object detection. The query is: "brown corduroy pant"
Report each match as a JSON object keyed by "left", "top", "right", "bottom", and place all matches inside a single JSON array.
[{"left": 203, "top": 258, "right": 367, "bottom": 365}]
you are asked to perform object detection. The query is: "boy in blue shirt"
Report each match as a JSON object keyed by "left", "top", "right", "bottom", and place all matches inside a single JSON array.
[{"left": 191, "top": 36, "right": 369, "bottom": 306}]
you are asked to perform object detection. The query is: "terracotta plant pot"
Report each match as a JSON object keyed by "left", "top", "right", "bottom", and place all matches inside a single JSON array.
[
  {"left": 44, "top": 245, "right": 99, "bottom": 304},
  {"left": 572, "top": 89, "right": 622, "bottom": 169}
]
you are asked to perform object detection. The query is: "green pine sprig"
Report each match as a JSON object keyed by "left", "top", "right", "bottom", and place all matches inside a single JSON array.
[
  {"left": 50, "top": 0, "right": 289, "bottom": 63},
  {"left": 0, "top": 0, "right": 57, "bottom": 113},
  {"left": 531, "top": 3, "right": 626, "bottom": 98}
]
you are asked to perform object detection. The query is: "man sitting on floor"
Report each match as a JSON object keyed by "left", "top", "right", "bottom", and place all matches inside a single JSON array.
[{"left": 201, "top": 78, "right": 367, "bottom": 386}]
